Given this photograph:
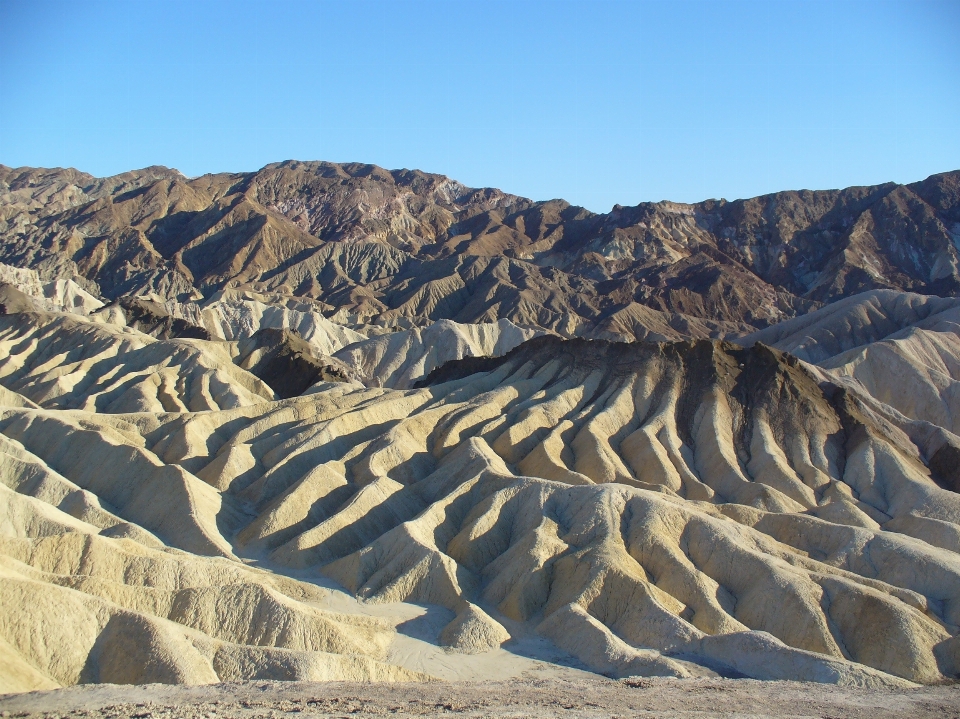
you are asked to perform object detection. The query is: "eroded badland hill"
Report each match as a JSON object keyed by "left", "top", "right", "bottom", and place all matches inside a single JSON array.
[{"left": 1, "top": 163, "right": 960, "bottom": 714}]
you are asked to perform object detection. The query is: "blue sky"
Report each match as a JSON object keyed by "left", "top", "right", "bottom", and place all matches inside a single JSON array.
[{"left": 1, "top": 0, "right": 958, "bottom": 212}]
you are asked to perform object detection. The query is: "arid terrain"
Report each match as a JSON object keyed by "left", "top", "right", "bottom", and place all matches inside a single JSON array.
[
  {"left": 2, "top": 163, "right": 960, "bottom": 715},
  {"left": 3, "top": 677, "right": 960, "bottom": 718}
]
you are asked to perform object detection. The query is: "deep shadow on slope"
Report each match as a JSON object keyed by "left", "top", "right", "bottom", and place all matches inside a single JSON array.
[
  {"left": 114, "top": 297, "right": 212, "bottom": 340},
  {"left": 236, "top": 327, "right": 357, "bottom": 398}
]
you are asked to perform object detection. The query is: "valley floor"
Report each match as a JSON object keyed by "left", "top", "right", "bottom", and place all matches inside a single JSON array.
[{"left": 2, "top": 677, "right": 960, "bottom": 719}]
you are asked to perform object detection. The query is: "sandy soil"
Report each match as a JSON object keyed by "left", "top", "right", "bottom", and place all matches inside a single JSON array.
[{"left": 2, "top": 677, "right": 959, "bottom": 719}]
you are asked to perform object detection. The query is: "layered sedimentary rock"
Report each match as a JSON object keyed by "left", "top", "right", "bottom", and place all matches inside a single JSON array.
[
  {"left": 3, "top": 162, "right": 960, "bottom": 694},
  {"left": 741, "top": 291, "right": 960, "bottom": 450},
  {"left": 0, "top": 312, "right": 277, "bottom": 412},
  {"left": 333, "top": 318, "right": 540, "bottom": 389},
  {"left": 157, "top": 290, "right": 368, "bottom": 355},
  {"left": 0, "top": 532, "right": 429, "bottom": 690},
  {"left": 2, "top": 311, "right": 960, "bottom": 690},
  {"left": 0, "top": 263, "right": 103, "bottom": 316}
]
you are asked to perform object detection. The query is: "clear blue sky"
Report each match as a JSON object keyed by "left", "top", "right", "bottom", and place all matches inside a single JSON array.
[{"left": 1, "top": 0, "right": 958, "bottom": 212}]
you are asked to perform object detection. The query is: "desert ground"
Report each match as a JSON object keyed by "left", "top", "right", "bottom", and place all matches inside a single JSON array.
[{"left": 4, "top": 677, "right": 960, "bottom": 719}]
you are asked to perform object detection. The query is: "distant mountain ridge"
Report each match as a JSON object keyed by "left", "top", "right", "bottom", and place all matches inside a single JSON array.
[{"left": 1, "top": 162, "right": 958, "bottom": 337}]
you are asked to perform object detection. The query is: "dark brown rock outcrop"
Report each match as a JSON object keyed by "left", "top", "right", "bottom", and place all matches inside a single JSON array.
[
  {"left": 235, "top": 327, "right": 357, "bottom": 398},
  {"left": 2, "top": 162, "right": 957, "bottom": 338}
]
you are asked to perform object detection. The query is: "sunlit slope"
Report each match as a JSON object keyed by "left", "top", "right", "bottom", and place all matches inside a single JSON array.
[
  {"left": 0, "top": 312, "right": 277, "bottom": 412},
  {"left": 0, "top": 531, "right": 429, "bottom": 692},
  {"left": 743, "top": 290, "right": 960, "bottom": 435},
  {"left": 742, "top": 291, "right": 960, "bottom": 362},
  {"left": 332, "top": 318, "right": 540, "bottom": 389},
  {"left": 159, "top": 290, "right": 367, "bottom": 355},
  {"left": 4, "top": 334, "right": 960, "bottom": 688},
  {"left": 0, "top": 398, "right": 429, "bottom": 691},
  {"left": 0, "top": 262, "right": 103, "bottom": 316},
  {"left": 5, "top": 163, "right": 958, "bottom": 334},
  {"left": 96, "top": 292, "right": 539, "bottom": 389}
]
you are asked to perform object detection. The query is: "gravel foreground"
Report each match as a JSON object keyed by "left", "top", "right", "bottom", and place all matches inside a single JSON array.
[{"left": 2, "top": 678, "right": 960, "bottom": 719}]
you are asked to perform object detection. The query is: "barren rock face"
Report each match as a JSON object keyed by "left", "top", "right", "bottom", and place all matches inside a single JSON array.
[
  {"left": 2, "top": 163, "right": 958, "bottom": 336},
  {"left": 235, "top": 327, "right": 358, "bottom": 398},
  {"left": 111, "top": 297, "right": 211, "bottom": 341},
  {"left": 2, "top": 164, "right": 960, "bottom": 695}
]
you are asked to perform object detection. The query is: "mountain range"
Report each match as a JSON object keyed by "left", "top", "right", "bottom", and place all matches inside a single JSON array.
[
  {"left": 3, "top": 162, "right": 958, "bottom": 337},
  {"left": 2, "top": 163, "right": 960, "bottom": 695}
]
